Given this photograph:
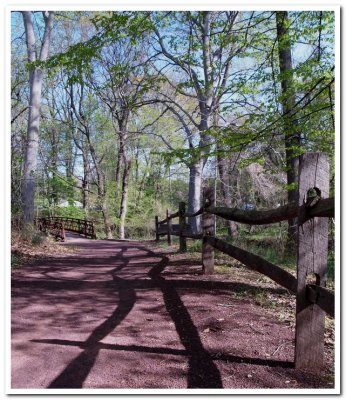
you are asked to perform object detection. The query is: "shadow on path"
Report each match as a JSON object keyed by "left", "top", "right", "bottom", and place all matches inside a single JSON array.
[
  {"left": 17, "top": 239, "right": 295, "bottom": 389},
  {"left": 48, "top": 273, "right": 135, "bottom": 388},
  {"left": 148, "top": 256, "right": 223, "bottom": 388}
]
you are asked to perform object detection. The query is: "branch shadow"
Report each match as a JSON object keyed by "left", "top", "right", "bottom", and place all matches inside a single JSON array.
[
  {"left": 47, "top": 248, "right": 136, "bottom": 389},
  {"left": 32, "top": 338, "right": 294, "bottom": 369}
]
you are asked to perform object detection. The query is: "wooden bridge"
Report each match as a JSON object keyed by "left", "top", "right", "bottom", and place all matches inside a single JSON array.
[{"left": 35, "top": 217, "right": 96, "bottom": 240}]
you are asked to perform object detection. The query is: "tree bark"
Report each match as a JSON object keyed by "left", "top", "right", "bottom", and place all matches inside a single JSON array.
[
  {"left": 276, "top": 11, "right": 301, "bottom": 244},
  {"left": 187, "top": 160, "right": 203, "bottom": 234},
  {"left": 81, "top": 143, "right": 90, "bottom": 218},
  {"left": 89, "top": 142, "right": 113, "bottom": 239},
  {"left": 119, "top": 159, "right": 131, "bottom": 240},
  {"left": 69, "top": 83, "right": 112, "bottom": 238},
  {"left": 21, "top": 11, "right": 54, "bottom": 224}
]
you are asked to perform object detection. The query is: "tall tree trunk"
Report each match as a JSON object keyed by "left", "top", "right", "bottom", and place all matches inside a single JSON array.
[
  {"left": 81, "top": 144, "right": 90, "bottom": 218},
  {"left": 116, "top": 117, "right": 130, "bottom": 240},
  {"left": 65, "top": 129, "right": 74, "bottom": 178},
  {"left": 89, "top": 143, "right": 113, "bottom": 239},
  {"left": 119, "top": 159, "right": 131, "bottom": 240},
  {"left": 21, "top": 11, "right": 54, "bottom": 225},
  {"left": 276, "top": 11, "right": 301, "bottom": 245},
  {"left": 50, "top": 126, "right": 58, "bottom": 205},
  {"left": 187, "top": 160, "right": 203, "bottom": 234},
  {"left": 114, "top": 136, "right": 122, "bottom": 195}
]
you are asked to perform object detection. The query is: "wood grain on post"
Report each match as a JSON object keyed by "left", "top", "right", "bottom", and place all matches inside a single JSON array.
[
  {"left": 155, "top": 216, "right": 160, "bottom": 242},
  {"left": 202, "top": 187, "right": 215, "bottom": 274},
  {"left": 167, "top": 209, "right": 172, "bottom": 246},
  {"left": 179, "top": 202, "right": 187, "bottom": 252},
  {"left": 295, "top": 153, "right": 329, "bottom": 371}
]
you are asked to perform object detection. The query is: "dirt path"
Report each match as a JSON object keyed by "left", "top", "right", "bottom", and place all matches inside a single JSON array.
[{"left": 11, "top": 234, "right": 333, "bottom": 390}]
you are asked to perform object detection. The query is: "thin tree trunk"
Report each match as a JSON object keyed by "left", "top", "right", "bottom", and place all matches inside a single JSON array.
[
  {"left": 21, "top": 11, "right": 54, "bottom": 225},
  {"left": 217, "top": 149, "right": 238, "bottom": 238},
  {"left": 50, "top": 126, "right": 58, "bottom": 205},
  {"left": 81, "top": 144, "right": 90, "bottom": 218},
  {"left": 89, "top": 143, "right": 113, "bottom": 239},
  {"left": 276, "top": 11, "right": 301, "bottom": 245},
  {"left": 65, "top": 130, "right": 74, "bottom": 178}
]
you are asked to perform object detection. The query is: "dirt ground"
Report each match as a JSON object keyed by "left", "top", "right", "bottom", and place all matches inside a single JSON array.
[{"left": 11, "top": 234, "right": 335, "bottom": 391}]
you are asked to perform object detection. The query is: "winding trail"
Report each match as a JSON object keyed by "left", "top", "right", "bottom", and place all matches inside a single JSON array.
[{"left": 11, "top": 234, "right": 329, "bottom": 390}]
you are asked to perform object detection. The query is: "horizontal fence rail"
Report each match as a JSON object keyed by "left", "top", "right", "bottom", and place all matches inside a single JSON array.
[
  {"left": 204, "top": 197, "right": 334, "bottom": 225},
  {"left": 154, "top": 152, "right": 335, "bottom": 373}
]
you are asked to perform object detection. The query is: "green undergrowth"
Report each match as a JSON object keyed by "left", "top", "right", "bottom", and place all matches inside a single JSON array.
[{"left": 153, "top": 223, "right": 335, "bottom": 285}]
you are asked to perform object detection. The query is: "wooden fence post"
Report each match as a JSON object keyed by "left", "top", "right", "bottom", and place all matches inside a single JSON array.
[
  {"left": 179, "top": 202, "right": 187, "bottom": 252},
  {"left": 155, "top": 216, "right": 160, "bottom": 242},
  {"left": 295, "top": 153, "right": 329, "bottom": 371},
  {"left": 202, "top": 187, "right": 215, "bottom": 274},
  {"left": 167, "top": 209, "right": 172, "bottom": 246}
]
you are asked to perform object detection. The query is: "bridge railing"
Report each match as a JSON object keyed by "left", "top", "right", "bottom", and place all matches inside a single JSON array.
[
  {"left": 34, "top": 218, "right": 66, "bottom": 241},
  {"left": 35, "top": 217, "right": 96, "bottom": 239},
  {"left": 155, "top": 153, "right": 335, "bottom": 372}
]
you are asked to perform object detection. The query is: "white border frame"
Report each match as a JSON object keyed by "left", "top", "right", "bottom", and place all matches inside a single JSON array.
[{"left": 2, "top": 2, "right": 341, "bottom": 397}]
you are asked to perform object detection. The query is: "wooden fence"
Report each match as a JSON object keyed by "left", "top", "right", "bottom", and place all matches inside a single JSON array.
[
  {"left": 155, "top": 153, "right": 335, "bottom": 372},
  {"left": 35, "top": 217, "right": 97, "bottom": 240}
]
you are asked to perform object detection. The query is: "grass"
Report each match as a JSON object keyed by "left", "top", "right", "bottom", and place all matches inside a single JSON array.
[
  {"left": 149, "top": 222, "right": 335, "bottom": 286},
  {"left": 11, "top": 253, "right": 22, "bottom": 270}
]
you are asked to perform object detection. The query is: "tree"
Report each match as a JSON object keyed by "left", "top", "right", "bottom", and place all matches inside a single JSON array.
[
  {"left": 151, "top": 11, "right": 243, "bottom": 233},
  {"left": 89, "top": 33, "right": 162, "bottom": 239},
  {"left": 68, "top": 81, "right": 113, "bottom": 238},
  {"left": 21, "top": 11, "right": 54, "bottom": 225},
  {"left": 276, "top": 11, "right": 301, "bottom": 243}
]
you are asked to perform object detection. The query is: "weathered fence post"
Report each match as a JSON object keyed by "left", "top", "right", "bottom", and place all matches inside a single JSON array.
[
  {"left": 155, "top": 216, "right": 160, "bottom": 242},
  {"left": 202, "top": 187, "right": 215, "bottom": 274},
  {"left": 179, "top": 202, "right": 187, "bottom": 252},
  {"left": 167, "top": 209, "right": 172, "bottom": 246},
  {"left": 295, "top": 153, "right": 329, "bottom": 371}
]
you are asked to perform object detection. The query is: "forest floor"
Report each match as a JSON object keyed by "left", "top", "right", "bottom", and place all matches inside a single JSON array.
[{"left": 11, "top": 233, "right": 335, "bottom": 391}]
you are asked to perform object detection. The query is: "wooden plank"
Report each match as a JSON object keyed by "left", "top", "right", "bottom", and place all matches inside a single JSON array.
[
  {"left": 202, "top": 187, "right": 215, "bottom": 274},
  {"left": 295, "top": 153, "right": 329, "bottom": 371},
  {"left": 306, "top": 284, "right": 334, "bottom": 318},
  {"left": 206, "top": 236, "right": 297, "bottom": 293},
  {"left": 179, "top": 202, "right": 187, "bottom": 252}
]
